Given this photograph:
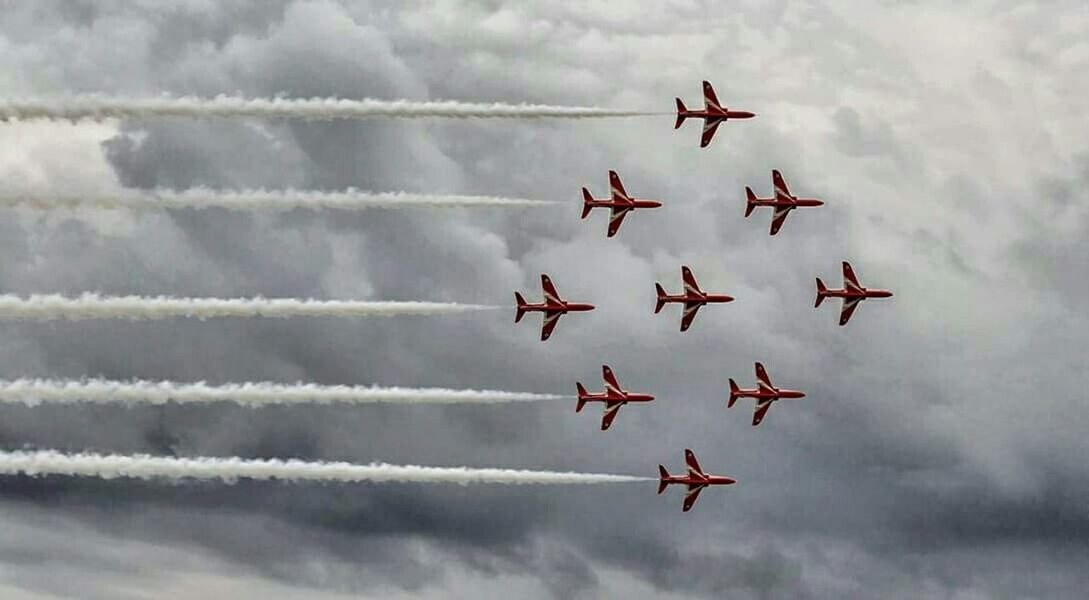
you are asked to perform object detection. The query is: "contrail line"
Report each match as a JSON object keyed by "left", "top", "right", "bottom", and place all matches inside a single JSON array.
[
  {"left": 0, "top": 450, "right": 651, "bottom": 485},
  {"left": 0, "top": 378, "right": 568, "bottom": 407},
  {"left": 0, "top": 95, "right": 662, "bottom": 121},
  {"left": 0, "top": 189, "right": 559, "bottom": 211},
  {"left": 0, "top": 294, "right": 497, "bottom": 321}
]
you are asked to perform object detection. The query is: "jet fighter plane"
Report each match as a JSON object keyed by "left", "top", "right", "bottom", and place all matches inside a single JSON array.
[
  {"left": 658, "top": 449, "right": 737, "bottom": 512},
  {"left": 581, "top": 170, "right": 663, "bottom": 238},
  {"left": 515, "top": 274, "right": 595, "bottom": 341},
  {"left": 728, "top": 362, "right": 807, "bottom": 426},
  {"left": 745, "top": 170, "right": 824, "bottom": 235},
  {"left": 815, "top": 261, "right": 893, "bottom": 326},
  {"left": 674, "top": 81, "right": 756, "bottom": 148},
  {"left": 654, "top": 266, "right": 735, "bottom": 332},
  {"left": 575, "top": 365, "right": 655, "bottom": 431}
]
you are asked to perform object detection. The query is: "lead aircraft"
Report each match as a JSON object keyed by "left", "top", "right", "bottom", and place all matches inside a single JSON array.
[
  {"left": 815, "top": 261, "right": 893, "bottom": 326},
  {"left": 658, "top": 449, "right": 737, "bottom": 512}
]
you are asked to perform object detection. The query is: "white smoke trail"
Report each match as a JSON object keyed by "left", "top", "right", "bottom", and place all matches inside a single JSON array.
[
  {"left": 0, "top": 95, "right": 660, "bottom": 121},
  {"left": 0, "top": 378, "right": 567, "bottom": 407},
  {"left": 0, "top": 188, "right": 558, "bottom": 211},
  {"left": 0, "top": 294, "right": 497, "bottom": 321},
  {"left": 0, "top": 450, "right": 650, "bottom": 485}
]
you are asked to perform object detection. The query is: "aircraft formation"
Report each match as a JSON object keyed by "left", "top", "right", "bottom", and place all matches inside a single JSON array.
[
  {"left": 518, "top": 81, "right": 894, "bottom": 511},
  {"left": 0, "top": 80, "right": 894, "bottom": 514}
]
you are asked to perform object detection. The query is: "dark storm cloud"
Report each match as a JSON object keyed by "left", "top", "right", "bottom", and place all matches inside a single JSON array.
[{"left": 1, "top": 1, "right": 1088, "bottom": 599}]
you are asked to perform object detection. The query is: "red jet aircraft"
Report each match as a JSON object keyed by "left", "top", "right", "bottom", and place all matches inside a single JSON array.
[
  {"left": 575, "top": 365, "right": 655, "bottom": 431},
  {"left": 581, "top": 170, "right": 663, "bottom": 238},
  {"left": 728, "top": 362, "right": 807, "bottom": 426},
  {"left": 658, "top": 449, "right": 737, "bottom": 512},
  {"left": 815, "top": 261, "right": 893, "bottom": 326},
  {"left": 675, "top": 81, "right": 757, "bottom": 148},
  {"left": 745, "top": 170, "right": 825, "bottom": 235},
  {"left": 515, "top": 274, "right": 595, "bottom": 341},
  {"left": 655, "top": 266, "right": 735, "bottom": 332}
]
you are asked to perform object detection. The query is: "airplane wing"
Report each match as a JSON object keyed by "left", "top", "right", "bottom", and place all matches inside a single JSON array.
[
  {"left": 540, "top": 312, "right": 562, "bottom": 341},
  {"left": 601, "top": 401, "right": 623, "bottom": 431},
  {"left": 755, "top": 362, "right": 773, "bottom": 387},
  {"left": 842, "top": 262, "right": 863, "bottom": 293},
  {"left": 700, "top": 119, "right": 721, "bottom": 148},
  {"left": 602, "top": 365, "right": 623, "bottom": 397},
  {"left": 753, "top": 399, "right": 774, "bottom": 426},
  {"left": 685, "top": 449, "right": 705, "bottom": 477},
  {"left": 772, "top": 169, "right": 792, "bottom": 201},
  {"left": 702, "top": 81, "right": 723, "bottom": 111},
  {"left": 839, "top": 298, "right": 861, "bottom": 326},
  {"left": 682, "top": 484, "right": 706, "bottom": 512},
  {"left": 680, "top": 302, "right": 702, "bottom": 332},
  {"left": 609, "top": 170, "right": 629, "bottom": 201},
  {"left": 681, "top": 266, "right": 702, "bottom": 294},
  {"left": 769, "top": 206, "right": 792, "bottom": 235},
  {"left": 541, "top": 274, "right": 563, "bottom": 305},
  {"left": 607, "top": 206, "right": 632, "bottom": 237}
]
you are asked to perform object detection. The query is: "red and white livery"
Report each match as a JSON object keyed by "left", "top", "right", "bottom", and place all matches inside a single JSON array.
[
  {"left": 575, "top": 365, "right": 655, "bottom": 431},
  {"left": 581, "top": 170, "right": 663, "bottom": 238},
  {"left": 815, "top": 261, "right": 893, "bottom": 326},
  {"left": 655, "top": 266, "right": 735, "bottom": 332},
  {"left": 675, "top": 81, "right": 757, "bottom": 148},
  {"left": 658, "top": 449, "right": 737, "bottom": 512},
  {"left": 728, "top": 362, "right": 807, "bottom": 426},
  {"left": 744, "top": 170, "right": 825, "bottom": 235},
  {"left": 514, "top": 274, "right": 595, "bottom": 341}
]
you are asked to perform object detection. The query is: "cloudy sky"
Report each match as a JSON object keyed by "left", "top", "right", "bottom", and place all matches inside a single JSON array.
[{"left": 1, "top": 1, "right": 1087, "bottom": 598}]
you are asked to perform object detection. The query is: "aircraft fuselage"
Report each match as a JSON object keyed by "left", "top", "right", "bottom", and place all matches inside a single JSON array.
[
  {"left": 821, "top": 287, "right": 893, "bottom": 300},
  {"left": 659, "top": 293, "right": 735, "bottom": 306},
  {"left": 520, "top": 301, "right": 596, "bottom": 315}
]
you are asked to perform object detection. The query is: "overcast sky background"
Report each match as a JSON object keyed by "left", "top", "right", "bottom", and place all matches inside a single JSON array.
[{"left": 0, "top": 1, "right": 1087, "bottom": 598}]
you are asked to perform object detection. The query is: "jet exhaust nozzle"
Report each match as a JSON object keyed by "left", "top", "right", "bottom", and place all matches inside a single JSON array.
[
  {"left": 654, "top": 283, "right": 667, "bottom": 314},
  {"left": 744, "top": 186, "right": 758, "bottom": 217},
  {"left": 814, "top": 278, "right": 827, "bottom": 308},
  {"left": 514, "top": 292, "right": 527, "bottom": 322},
  {"left": 581, "top": 188, "right": 594, "bottom": 219},
  {"left": 575, "top": 383, "right": 588, "bottom": 412}
]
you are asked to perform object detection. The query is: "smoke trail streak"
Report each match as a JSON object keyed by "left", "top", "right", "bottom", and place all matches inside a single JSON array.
[
  {"left": 0, "top": 294, "right": 497, "bottom": 321},
  {"left": 0, "top": 378, "right": 568, "bottom": 407},
  {"left": 0, "top": 95, "right": 661, "bottom": 121},
  {"left": 0, "top": 451, "right": 651, "bottom": 485},
  {"left": 0, "top": 188, "right": 559, "bottom": 211}
]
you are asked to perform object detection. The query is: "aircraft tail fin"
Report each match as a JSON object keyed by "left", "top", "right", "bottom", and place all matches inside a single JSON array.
[
  {"left": 728, "top": 378, "right": 741, "bottom": 408},
  {"left": 575, "top": 383, "right": 588, "bottom": 412},
  {"left": 657, "top": 465, "right": 670, "bottom": 494},
  {"left": 744, "top": 186, "right": 758, "bottom": 217},
  {"left": 581, "top": 187, "right": 594, "bottom": 219},
  {"left": 674, "top": 98, "right": 687, "bottom": 129},
  {"left": 815, "top": 278, "right": 828, "bottom": 308},
  {"left": 515, "top": 292, "right": 527, "bottom": 322},
  {"left": 654, "top": 283, "right": 667, "bottom": 314}
]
